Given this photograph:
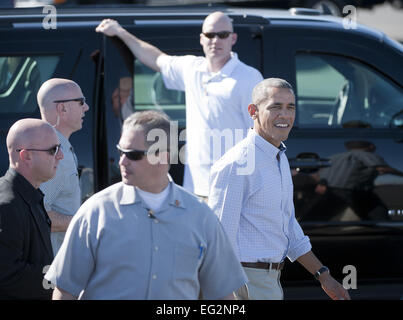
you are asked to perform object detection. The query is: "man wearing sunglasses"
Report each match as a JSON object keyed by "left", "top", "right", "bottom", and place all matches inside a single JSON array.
[
  {"left": 0, "top": 118, "right": 63, "bottom": 299},
  {"left": 37, "top": 78, "right": 89, "bottom": 256},
  {"left": 96, "top": 11, "right": 263, "bottom": 200},
  {"left": 45, "top": 110, "right": 247, "bottom": 300}
]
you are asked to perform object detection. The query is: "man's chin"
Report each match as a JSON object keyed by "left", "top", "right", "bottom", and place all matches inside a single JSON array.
[{"left": 122, "top": 177, "right": 135, "bottom": 186}]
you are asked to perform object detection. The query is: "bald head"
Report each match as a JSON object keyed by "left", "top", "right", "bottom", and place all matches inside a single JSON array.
[
  {"left": 37, "top": 78, "right": 80, "bottom": 114},
  {"left": 202, "top": 11, "right": 233, "bottom": 33},
  {"left": 7, "top": 118, "right": 56, "bottom": 160},
  {"left": 6, "top": 118, "right": 62, "bottom": 188},
  {"left": 36, "top": 78, "right": 88, "bottom": 139}
]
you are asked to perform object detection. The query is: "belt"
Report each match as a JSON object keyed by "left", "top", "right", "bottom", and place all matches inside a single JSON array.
[{"left": 241, "top": 261, "right": 285, "bottom": 271}]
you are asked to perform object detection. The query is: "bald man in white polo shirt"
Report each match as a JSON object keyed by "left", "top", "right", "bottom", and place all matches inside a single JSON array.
[{"left": 96, "top": 12, "right": 263, "bottom": 199}]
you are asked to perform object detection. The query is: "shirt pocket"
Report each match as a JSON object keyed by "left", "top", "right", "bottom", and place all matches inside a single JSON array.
[{"left": 173, "top": 243, "right": 202, "bottom": 281}]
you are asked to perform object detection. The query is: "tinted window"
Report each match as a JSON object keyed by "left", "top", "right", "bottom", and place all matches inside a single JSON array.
[
  {"left": 116, "top": 60, "right": 186, "bottom": 127},
  {"left": 0, "top": 55, "right": 59, "bottom": 114},
  {"left": 296, "top": 53, "right": 403, "bottom": 128}
]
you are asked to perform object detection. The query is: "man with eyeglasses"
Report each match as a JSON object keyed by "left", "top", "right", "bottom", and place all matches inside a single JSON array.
[
  {"left": 96, "top": 11, "right": 263, "bottom": 200},
  {"left": 0, "top": 118, "right": 63, "bottom": 299},
  {"left": 45, "top": 110, "right": 247, "bottom": 300},
  {"left": 37, "top": 78, "right": 89, "bottom": 255}
]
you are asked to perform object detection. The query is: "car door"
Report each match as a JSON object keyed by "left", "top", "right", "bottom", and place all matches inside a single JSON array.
[
  {"left": 269, "top": 25, "right": 403, "bottom": 299},
  {"left": 0, "top": 23, "right": 100, "bottom": 202}
]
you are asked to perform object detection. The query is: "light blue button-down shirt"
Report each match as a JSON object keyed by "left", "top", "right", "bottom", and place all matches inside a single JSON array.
[
  {"left": 45, "top": 179, "right": 247, "bottom": 300},
  {"left": 39, "top": 130, "right": 81, "bottom": 256},
  {"left": 209, "top": 129, "right": 311, "bottom": 263}
]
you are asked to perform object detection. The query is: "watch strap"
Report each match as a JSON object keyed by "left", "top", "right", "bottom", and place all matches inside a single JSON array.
[{"left": 314, "top": 266, "right": 329, "bottom": 280}]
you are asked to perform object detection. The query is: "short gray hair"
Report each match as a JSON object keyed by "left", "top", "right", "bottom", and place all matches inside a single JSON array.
[
  {"left": 122, "top": 110, "right": 171, "bottom": 150},
  {"left": 252, "top": 78, "right": 294, "bottom": 107}
]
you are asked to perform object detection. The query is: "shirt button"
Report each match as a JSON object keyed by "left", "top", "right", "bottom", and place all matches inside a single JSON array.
[
  {"left": 152, "top": 275, "right": 157, "bottom": 280},
  {"left": 154, "top": 219, "right": 159, "bottom": 224},
  {"left": 155, "top": 246, "right": 159, "bottom": 251}
]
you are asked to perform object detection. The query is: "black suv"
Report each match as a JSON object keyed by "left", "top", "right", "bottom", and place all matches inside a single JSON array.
[{"left": 0, "top": 5, "right": 402, "bottom": 299}]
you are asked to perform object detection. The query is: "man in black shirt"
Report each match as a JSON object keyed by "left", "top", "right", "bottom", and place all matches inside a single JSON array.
[{"left": 0, "top": 118, "right": 63, "bottom": 299}]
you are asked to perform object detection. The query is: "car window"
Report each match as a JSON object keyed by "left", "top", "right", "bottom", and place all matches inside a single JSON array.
[
  {"left": 116, "top": 60, "right": 186, "bottom": 128},
  {"left": 0, "top": 55, "right": 60, "bottom": 114},
  {"left": 296, "top": 53, "right": 403, "bottom": 128}
]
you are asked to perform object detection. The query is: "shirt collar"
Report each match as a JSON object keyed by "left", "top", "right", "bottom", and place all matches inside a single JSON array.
[
  {"left": 197, "top": 52, "right": 239, "bottom": 77},
  {"left": 247, "top": 129, "right": 287, "bottom": 160},
  {"left": 119, "top": 175, "right": 186, "bottom": 210},
  {"left": 55, "top": 129, "right": 72, "bottom": 150},
  {"left": 5, "top": 168, "right": 44, "bottom": 205}
]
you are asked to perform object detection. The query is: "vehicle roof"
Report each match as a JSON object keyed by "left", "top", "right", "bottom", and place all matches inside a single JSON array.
[{"left": 0, "top": 4, "right": 402, "bottom": 52}]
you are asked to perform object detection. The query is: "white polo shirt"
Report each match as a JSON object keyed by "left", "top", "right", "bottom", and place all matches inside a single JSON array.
[{"left": 157, "top": 52, "right": 263, "bottom": 196}]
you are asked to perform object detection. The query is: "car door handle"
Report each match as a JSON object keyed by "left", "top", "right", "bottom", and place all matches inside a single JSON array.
[{"left": 289, "top": 152, "right": 330, "bottom": 172}]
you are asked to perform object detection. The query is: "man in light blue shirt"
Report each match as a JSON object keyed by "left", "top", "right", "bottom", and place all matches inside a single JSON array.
[
  {"left": 209, "top": 78, "right": 350, "bottom": 300},
  {"left": 38, "top": 78, "right": 89, "bottom": 255},
  {"left": 45, "top": 110, "right": 247, "bottom": 300}
]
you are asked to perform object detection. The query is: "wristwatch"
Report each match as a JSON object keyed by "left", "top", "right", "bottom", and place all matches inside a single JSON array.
[{"left": 314, "top": 266, "right": 329, "bottom": 280}]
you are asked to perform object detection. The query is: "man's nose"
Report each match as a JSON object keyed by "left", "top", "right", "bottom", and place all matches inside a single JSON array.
[
  {"left": 119, "top": 154, "right": 128, "bottom": 166},
  {"left": 56, "top": 148, "right": 64, "bottom": 160}
]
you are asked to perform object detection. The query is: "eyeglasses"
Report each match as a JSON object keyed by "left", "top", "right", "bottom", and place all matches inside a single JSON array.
[
  {"left": 16, "top": 144, "right": 61, "bottom": 156},
  {"left": 202, "top": 31, "right": 232, "bottom": 39},
  {"left": 53, "top": 97, "right": 86, "bottom": 106},
  {"left": 116, "top": 144, "right": 148, "bottom": 161}
]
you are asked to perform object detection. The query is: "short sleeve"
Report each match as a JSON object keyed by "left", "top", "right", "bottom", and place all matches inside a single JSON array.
[
  {"left": 44, "top": 204, "right": 96, "bottom": 297},
  {"left": 157, "top": 54, "right": 197, "bottom": 91}
]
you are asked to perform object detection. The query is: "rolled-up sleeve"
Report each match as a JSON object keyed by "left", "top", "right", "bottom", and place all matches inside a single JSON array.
[{"left": 286, "top": 206, "right": 312, "bottom": 262}]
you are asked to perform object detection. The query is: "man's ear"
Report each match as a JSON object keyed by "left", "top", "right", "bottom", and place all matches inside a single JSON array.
[
  {"left": 56, "top": 102, "right": 65, "bottom": 114},
  {"left": 231, "top": 32, "right": 238, "bottom": 46},
  {"left": 248, "top": 103, "right": 257, "bottom": 118},
  {"left": 19, "top": 149, "right": 31, "bottom": 161}
]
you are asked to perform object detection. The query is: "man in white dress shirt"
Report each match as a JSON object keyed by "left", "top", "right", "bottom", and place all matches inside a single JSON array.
[
  {"left": 209, "top": 78, "right": 350, "bottom": 300},
  {"left": 96, "top": 11, "right": 263, "bottom": 199}
]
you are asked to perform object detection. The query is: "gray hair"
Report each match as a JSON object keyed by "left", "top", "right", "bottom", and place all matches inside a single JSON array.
[
  {"left": 252, "top": 78, "right": 294, "bottom": 107},
  {"left": 122, "top": 110, "right": 171, "bottom": 151}
]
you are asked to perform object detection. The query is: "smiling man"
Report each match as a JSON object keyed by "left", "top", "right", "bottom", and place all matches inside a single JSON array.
[
  {"left": 37, "top": 78, "right": 89, "bottom": 255},
  {"left": 96, "top": 12, "right": 263, "bottom": 200},
  {"left": 208, "top": 78, "right": 351, "bottom": 300}
]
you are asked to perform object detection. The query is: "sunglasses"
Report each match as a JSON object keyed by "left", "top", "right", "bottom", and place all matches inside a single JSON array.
[
  {"left": 116, "top": 144, "right": 148, "bottom": 161},
  {"left": 16, "top": 144, "right": 61, "bottom": 156},
  {"left": 202, "top": 31, "right": 232, "bottom": 39},
  {"left": 53, "top": 97, "right": 86, "bottom": 106}
]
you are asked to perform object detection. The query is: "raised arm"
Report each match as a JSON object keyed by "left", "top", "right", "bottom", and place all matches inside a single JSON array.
[{"left": 96, "top": 19, "right": 166, "bottom": 72}]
